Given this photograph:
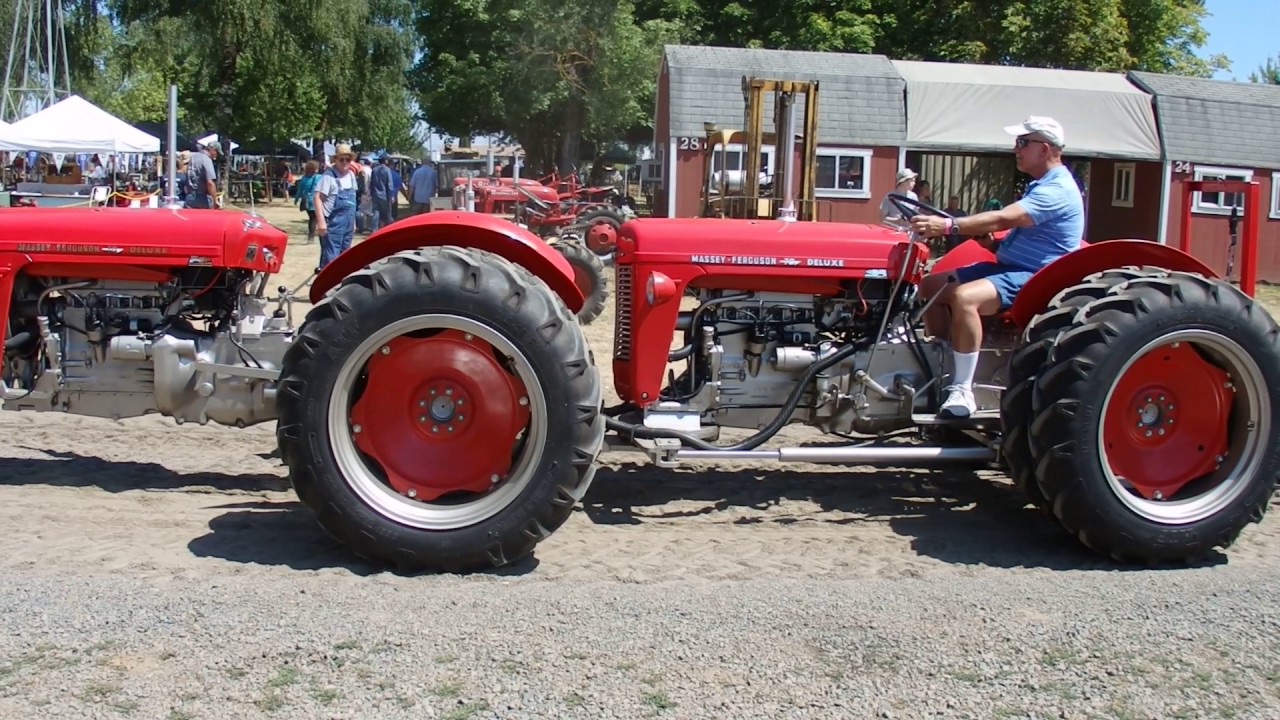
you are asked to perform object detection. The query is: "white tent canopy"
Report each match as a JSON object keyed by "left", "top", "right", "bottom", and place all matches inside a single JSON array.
[
  {"left": 893, "top": 60, "right": 1162, "bottom": 160},
  {"left": 0, "top": 95, "right": 160, "bottom": 153}
]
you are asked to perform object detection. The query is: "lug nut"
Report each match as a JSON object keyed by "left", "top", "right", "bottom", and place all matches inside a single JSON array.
[
  {"left": 352, "top": 424, "right": 362, "bottom": 433},
  {"left": 407, "top": 488, "right": 417, "bottom": 498},
  {"left": 381, "top": 345, "right": 390, "bottom": 355},
  {"left": 432, "top": 425, "right": 439, "bottom": 433},
  {"left": 519, "top": 397, "right": 529, "bottom": 406},
  {"left": 445, "top": 388, "right": 453, "bottom": 396},
  {"left": 490, "top": 474, "right": 500, "bottom": 484},
  {"left": 1145, "top": 430, "right": 1152, "bottom": 437}
]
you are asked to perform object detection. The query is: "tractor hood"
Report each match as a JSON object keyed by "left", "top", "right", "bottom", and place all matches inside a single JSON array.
[
  {"left": 618, "top": 217, "right": 910, "bottom": 274},
  {"left": 0, "top": 206, "right": 288, "bottom": 273}
]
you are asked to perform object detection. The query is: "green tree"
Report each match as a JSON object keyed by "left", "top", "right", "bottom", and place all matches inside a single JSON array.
[
  {"left": 1250, "top": 55, "right": 1280, "bottom": 84},
  {"left": 413, "top": 0, "right": 675, "bottom": 172}
]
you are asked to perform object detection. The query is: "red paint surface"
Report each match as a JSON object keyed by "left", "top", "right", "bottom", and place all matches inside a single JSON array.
[
  {"left": 1101, "top": 341, "right": 1231, "bottom": 500},
  {"left": 0, "top": 206, "right": 288, "bottom": 341},
  {"left": 309, "top": 211, "right": 585, "bottom": 312},
  {"left": 613, "top": 217, "right": 929, "bottom": 404},
  {"left": 349, "top": 330, "right": 531, "bottom": 501}
]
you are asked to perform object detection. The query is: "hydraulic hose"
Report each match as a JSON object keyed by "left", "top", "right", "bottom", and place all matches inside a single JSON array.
[
  {"left": 607, "top": 339, "right": 864, "bottom": 452},
  {"left": 3, "top": 332, "right": 32, "bottom": 351}
]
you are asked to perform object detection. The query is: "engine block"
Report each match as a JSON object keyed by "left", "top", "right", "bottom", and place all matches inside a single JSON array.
[{"left": 4, "top": 279, "right": 292, "bottom": 428}]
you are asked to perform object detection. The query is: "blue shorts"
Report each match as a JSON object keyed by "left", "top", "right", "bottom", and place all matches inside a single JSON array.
[{"left": 952, "top": 262, "right": 1035, "bottom": 309}]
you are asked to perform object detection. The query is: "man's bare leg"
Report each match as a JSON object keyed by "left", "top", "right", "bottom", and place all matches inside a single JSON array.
[
  {"left": 919, "top": 273, "right": 954, "bottom": 342},
  {"left": 939, "top": 279, "right": 1002, "bottom": 418}
]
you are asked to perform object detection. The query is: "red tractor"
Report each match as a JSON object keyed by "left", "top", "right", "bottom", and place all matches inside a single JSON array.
[
  {"left": 1, "top": 194, "right": 1275, "bottom": 574},
  {"left": 452, "top": 174, "right": 631, "bottom": 261}
]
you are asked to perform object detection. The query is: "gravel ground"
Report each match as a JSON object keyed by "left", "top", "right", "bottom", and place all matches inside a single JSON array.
[
  {"left": 2, "top": 204, "right": 1279, "bottom": 719},
  {"left": 0, "top": 568, "right": 1277, "bottom": 719}
]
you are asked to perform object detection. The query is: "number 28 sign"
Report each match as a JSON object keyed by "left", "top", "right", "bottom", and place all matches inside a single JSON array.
[{"left": 677, "top": 137, "right": 705, "bottom": 151}]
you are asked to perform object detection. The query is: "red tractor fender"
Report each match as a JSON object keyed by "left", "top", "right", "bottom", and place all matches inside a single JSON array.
[
  {"left": 929, "top": 237, "right": 1219, "bottom": 329},
  {"left": 1009, "top": 240, "right": 1217, "bottom": 328},
  {"left": 308, "top": 211, "right": 585, "bottom": 312}
]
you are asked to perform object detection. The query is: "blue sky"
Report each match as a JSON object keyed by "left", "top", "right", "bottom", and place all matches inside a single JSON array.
[{"left": 1201, "top": 0, "right": 1276, "bottom": 81}]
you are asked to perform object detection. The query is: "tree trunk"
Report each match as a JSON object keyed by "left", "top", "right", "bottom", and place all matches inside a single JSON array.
[{"left": 557, "top": 93, "right": 585, "bottom": 177}]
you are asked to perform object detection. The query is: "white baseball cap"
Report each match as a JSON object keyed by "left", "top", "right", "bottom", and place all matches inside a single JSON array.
[{"left": 1004, "top": 115, "right": 1066, "bottom": 147}]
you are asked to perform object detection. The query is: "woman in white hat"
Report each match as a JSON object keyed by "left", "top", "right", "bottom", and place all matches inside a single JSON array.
[{"left": 880, "top": 167, "right": 918, "bottom": 226}]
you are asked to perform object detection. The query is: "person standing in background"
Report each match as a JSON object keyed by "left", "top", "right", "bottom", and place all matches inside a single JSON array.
[
  {"left": 185, "top": 141, "right": 219, "bottom": 209},
  {"left": 408, "top": 157, "right": 437, "bottom": 215},
  {"left": 294, "top": 160, "right": 321, "bottom": 244},
  {"left": 369, "top": 153, "right": 394, "bottom": 232},
  {"left": 314, "top": 144, "right": 359, "bottom": 269}
]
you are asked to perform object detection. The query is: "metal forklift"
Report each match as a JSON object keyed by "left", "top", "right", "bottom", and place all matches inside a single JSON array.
[{"left": 701, "top": 77, "right": 821, "bottom": 221}]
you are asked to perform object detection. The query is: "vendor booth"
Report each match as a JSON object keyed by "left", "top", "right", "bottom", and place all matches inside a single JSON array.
[{"left": 0, "top": 95, "right": 160, "bottom": 207}]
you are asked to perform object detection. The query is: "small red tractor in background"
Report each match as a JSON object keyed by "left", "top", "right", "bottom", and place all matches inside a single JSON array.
[
  {"left": 1, "top": 176, "right": 1275, "bottom": 574},
  {"left": 451, "top": 173, "right": 632, "bottom": 261}
]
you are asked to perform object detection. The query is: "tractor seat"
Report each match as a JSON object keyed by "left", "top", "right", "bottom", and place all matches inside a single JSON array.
[{"left": 514, "top": 183, "right": 552, "bottom": 212}]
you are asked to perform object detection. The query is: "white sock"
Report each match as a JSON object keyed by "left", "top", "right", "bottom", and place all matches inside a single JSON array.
[{"left": 952, "top": 351, "right": 979, "bottom": 389}]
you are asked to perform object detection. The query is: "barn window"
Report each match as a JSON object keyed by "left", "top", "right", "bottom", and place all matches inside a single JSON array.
[
  {"left": 814, "top": 147, "right": 873, "bottom": 199},
  {"left": 1270, "top": 172, "right": 1280, "bottom": 220},
  {"left": 1112, "top": 163, "right": 1134, "bottom": 208},
  {"left": 709, "top": 143, "right": 776, "bottom": 178},
  {"left": 1192, "top": 165, "right": 1253, "bottom": 215}
]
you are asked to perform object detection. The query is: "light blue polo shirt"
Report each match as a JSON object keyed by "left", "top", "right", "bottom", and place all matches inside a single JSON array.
[{"left": 996, "top": 165, "right": 1084, "bottom": 271}]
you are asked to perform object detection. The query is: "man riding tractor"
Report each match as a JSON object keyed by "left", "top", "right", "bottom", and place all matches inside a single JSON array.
[{"left": 910, "top": 115, "right": 1083, "bottom": 419}]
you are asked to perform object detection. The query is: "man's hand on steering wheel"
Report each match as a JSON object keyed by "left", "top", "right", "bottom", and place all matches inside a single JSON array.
[{"left": 886, "top": 192, "right": 953, "bottom": 238}]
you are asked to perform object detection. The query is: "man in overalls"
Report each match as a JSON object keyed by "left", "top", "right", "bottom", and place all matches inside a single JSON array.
[{"left": 313, "top": 143, "right": 359, "bottom": 269}]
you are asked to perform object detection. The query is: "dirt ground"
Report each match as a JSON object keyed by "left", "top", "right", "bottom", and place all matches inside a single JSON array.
[{"left": 1, "top": 200, "right": 1277, "bottom": 583}]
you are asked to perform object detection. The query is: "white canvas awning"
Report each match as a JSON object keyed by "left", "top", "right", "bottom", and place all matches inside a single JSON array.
[
  {"left": 0, "top": 95, "right": 160, "bottom": 153},
  {"left": 893, "top": 61, "right": 1162, "bottom": 160}
]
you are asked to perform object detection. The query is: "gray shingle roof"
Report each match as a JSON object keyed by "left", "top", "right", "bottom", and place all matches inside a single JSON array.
[
  {"left": 1128, "top": 71, "right": 1280, "bottom": 170},
  {"left": 663, "top": 45, "right": 905, "bottom": 147}
]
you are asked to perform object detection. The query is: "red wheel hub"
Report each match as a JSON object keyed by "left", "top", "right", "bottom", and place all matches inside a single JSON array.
[
  {"left": 349, "top": 329, "right": 531, "bottom": 501},
  {"left": 586, "top": 221, "right": 617, "bottom": 254},
  {"left": 1101, "top": 342, "right": 1233, "bottom": 500}
]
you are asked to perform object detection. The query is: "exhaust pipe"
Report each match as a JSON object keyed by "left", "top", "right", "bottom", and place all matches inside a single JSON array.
[{"left": 674, "top": 445, "right": 995, "bottom": 463}]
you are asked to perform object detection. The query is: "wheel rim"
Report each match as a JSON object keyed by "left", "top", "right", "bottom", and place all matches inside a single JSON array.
[
  {"left": 1098, "top": 329, "right": 1267, "bottom": 524},
  {"left": 585, "top": 220, "right": 618, "bottom": 255},
  {"left": 327, "top": 314, "right": 547, "bottom": 530}
]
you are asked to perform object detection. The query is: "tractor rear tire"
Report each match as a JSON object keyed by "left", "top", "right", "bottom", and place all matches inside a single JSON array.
[
  {"left": 577, "top": 205, "right": 626, "bottom": 262},
  {"left": 1026, "top": 270, "right": 1280, "bottom": 563},
  {"left": 1001, "top": 268, "right": 1147, "bottom": 512},
  {"left": 556, "top": 239, "right": 609, "bottom": 325},
  {"left": 276, "top": 246, "right": 605, "bottom": 574}
]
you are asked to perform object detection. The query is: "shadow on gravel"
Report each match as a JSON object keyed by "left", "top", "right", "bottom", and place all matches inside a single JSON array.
[
  {"left": 0, "top": 449, "right": 289, "bottom": 493},
  {"left": 189, "top": 502, "right": 544, "bottom": 578},
  {"left": 581, "top": 462, "right": 1229, "bottom": 572}
]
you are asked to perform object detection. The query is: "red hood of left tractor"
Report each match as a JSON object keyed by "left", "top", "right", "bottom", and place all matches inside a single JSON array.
[{"left": 0, "top": 206, "right": 288, "bottom": 274}]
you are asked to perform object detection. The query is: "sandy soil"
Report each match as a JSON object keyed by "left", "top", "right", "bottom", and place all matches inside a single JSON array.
[{"left": 2, "top": 201, "right": 1279, "bottom": 586}]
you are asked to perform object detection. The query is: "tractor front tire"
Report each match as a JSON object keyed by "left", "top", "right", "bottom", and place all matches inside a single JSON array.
[
  {"left": 556, "top": 239, "right": 609, "bottom": 325},
  {"left": 1026, "top": 270, "right": 1280, "bottom": 563},
  {"left": 276, "top": 246, "right": 605, "bottom": 574}
]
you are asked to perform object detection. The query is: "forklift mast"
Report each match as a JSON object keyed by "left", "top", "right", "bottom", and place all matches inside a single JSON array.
[{"left": 701, "top": 76, "right": 820, "bottom": 221}]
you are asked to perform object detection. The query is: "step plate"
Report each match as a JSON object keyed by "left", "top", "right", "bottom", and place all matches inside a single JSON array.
[{"left": 912, "top": 409, "right": 1002, "bottom": 428}]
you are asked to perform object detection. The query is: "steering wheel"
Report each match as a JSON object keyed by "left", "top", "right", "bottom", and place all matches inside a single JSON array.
[{"left": 885, "top": 192, "right": 954, "bottom": 223}]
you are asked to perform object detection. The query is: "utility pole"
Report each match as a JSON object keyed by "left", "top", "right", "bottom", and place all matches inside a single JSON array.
[{"left": 1, "top": 0, "right": 72, "bottom": 123}]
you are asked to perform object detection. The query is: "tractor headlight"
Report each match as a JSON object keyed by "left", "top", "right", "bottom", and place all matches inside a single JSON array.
[{"left": 645, "top": 272, "right": 677, "bottom": 306}]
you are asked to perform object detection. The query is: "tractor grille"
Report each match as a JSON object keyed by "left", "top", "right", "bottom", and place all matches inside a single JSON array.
[{"left": 613, "top": 265, "right": 632, "bottom": 360}]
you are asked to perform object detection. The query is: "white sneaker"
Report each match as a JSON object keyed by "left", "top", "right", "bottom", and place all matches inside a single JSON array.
[{"left": 938, "top": 385, "right": 976, "bottom": 418}]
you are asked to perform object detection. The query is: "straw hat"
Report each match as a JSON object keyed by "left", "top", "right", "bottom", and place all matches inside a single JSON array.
[{"left": 333, "top": 143, "right": 354, "bottom": 160}]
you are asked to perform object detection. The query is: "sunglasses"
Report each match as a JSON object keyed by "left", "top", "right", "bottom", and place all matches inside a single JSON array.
[{"left": 1015, "top": 137, "right": 1050, "bottom": 148}]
